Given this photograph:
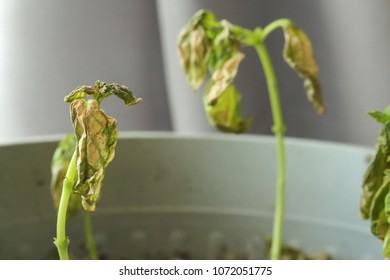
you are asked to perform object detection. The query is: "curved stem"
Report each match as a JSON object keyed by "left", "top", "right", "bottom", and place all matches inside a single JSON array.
[
  {"left": 255, "top": 42, "right": 286, "bottom": 260},
  {"left": 54, "top": 150, "right": 77, "bottom": 260},
  {"left": 262, "top": 18, "right": 291, "bottom": 39},
  {"left": 83, "top": 211, "right": 98, "bottom": 260}
]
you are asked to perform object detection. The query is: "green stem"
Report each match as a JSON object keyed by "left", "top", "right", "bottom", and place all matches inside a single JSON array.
[
  {"left": 255, "top": 42, "right": 286, "bottom": 260},
  {"left": 262, "top": 18, "right": 291, "bottom": 39},
  {"left": 83, "top": 211, "right": 98, "bottom": 260},
  {"left": 54, "top": 150, "right": 77, "bottom": 260}
]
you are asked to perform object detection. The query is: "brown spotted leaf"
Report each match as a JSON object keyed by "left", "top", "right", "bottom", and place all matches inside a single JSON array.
[
  {"left": 208, "top": 20, "right": 243, "bottom": 72},
  {"left": 206, "top": 51, "right": 245, "bottom": 105},
  {"left": 283, "top": 24, "right": 324, "bottom": 115},
  {"left": 361, "top": 112, "right": 390, "bottom": 259},
  {"left": 369, "top": 170, "right": 390, "bottom": 240},
  {"left": 177, "top": 10, "right": 214, "bottom": 91},
  {"left": 70, "top": 99, "right": 118, "bottom": 211},
  {"left": 361, "top": 124, "right": 390, "bottom": 218},
  {"left": 203, "top": 83, "right": 251, "bottom": 133}
]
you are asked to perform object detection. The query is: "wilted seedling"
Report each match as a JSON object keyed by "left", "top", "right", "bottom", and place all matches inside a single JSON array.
[
  {"left": 51, "top": 133, "right": 99, "bottom": 259},
  {"left": 360, "top": 106, "right": 390, "bottom": 259},
  {"left": 52, "top": 81, "right": 141, "bottom": 260},
  {"left": 177, "top": 10, "right": 324, "bottom": 259}
]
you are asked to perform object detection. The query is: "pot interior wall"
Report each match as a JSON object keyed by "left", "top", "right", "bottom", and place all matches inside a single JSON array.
[{"left": 0, "top": 133, "right": 382, "bottom": 259}]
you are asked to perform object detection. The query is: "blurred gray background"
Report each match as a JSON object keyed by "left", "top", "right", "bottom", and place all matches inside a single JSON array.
[{"left": 1, "top": 0, "right": 390, "bottom": 146}]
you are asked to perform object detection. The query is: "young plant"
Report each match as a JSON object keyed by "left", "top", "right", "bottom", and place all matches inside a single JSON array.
[
  {"left": 51, "top": 134, "right": 98, "bottom": 259},
  {"left": 51, "top": 81, "right": 141, "bottom": 260},
  {"left": 177, "top": 10, "right": 324, "bottom": 260},
  {"left": 360, "top": 106, "right": 390, "bottom": 259}
]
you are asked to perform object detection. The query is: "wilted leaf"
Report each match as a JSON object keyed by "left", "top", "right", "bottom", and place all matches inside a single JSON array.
[
  {"left": 179, "top": 9, "right": 215, "bottom": 36},
  {"left": 369, "top": 172, "right": 390, "bottom": 239},
  {"left": 361, "top": 124, "right": 390, "bottom": 219},
  {"left": 282, "top": 24, "right": 324, "bottom": 115},
  {"left": 70, "top": 99, "right": 118, "bottom": 211},
  {"left": 361, "top": 115, "right": 390, "bottom": 259},
  {"left": 208, "top": 20, "right": 243, "bottom": 72},
  {"left": 177, "top": 27, "right": 211, "bottom": 90},
  {"left": 204, "top": 83, "right": 251, "bottom": 133},
  {"left": 205, "top": 21, "right": 245, "bottom": 105},
  {"left": 50, "top": 134, "right": 82, "bottom": 216},
  {"left": 206, "top": 52, "right": 245, "bottom": 104},
  {"left": 64, "top": 80, "right": 142, "bottom": 106},
  {"left": 177, "top": 10, "right": 214, "bottom": 90},
  {"left": 64, "top": 86, "right": 95, "bottom": 103},
  {"left": 94, "top": 81, "right": 142, "bottom": 106}
]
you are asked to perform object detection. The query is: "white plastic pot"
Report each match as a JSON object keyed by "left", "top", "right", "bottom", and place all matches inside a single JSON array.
[{"left": 0, "top": 132, "right": 382, "bottom": 259}]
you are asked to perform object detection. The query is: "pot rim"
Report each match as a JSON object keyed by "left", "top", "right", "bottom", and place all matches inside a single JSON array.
[{"left": 0, "top": 131, "right": 373, "bottom": 154}]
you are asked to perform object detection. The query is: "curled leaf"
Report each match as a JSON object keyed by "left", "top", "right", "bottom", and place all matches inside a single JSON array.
[
  {"left": 204, "top": 83, "right": 251, "bottom": 133},
  {"left": 208, "top": 20, "right": 243, "bottom": 72},
  {"left": 64, "top": 86, "right": 95, "bottom": 103},
  {"left": 203, "top": 20, "right": 245, "bottom": 105},
  {"left": 361, "top": 125, "right": 390, "bottom": 218},
  {"left": 94, "top": 81, "right": 142, "bottom": 106},
  {"left": 177, "top": 10, "right": 214, "bottom": 90},
  {"left": 64, "top": 80, "right": 142, "bottom": 106},
  {"left": 70, "top": 99, "right": 118, "bottom": 211},
  {"left": 369, "top": 171, "right": 390, "bottom": 239},
  {"left": 361, "top": 118, "right": 390, "bottom": 259},
  {"left": 207, "top": 51, "right": 245, "bottom": 104},
  {"left": 282, "top": 24, "right": 325, "bottom": 115},
  {"left": 50, "top": 134, "right": 82, "bottom": 216},
  {"left": 178, "top": 9, "right": 215, "bottom": 36}
]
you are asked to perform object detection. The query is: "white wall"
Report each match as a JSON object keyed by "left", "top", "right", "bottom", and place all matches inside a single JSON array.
[
  {"left": 0, "top": 0, "right": 171, "bottom": 143},
  {"left": 1, "top": 0, "right": 390, "bottom": 146}
]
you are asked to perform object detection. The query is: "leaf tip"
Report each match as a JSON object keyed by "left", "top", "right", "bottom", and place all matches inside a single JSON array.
[
  {"left": 125, "top": 97, "right": 143, "bottom": 106},
  {"left": 316, "top": 105, "right": 325, "bottom": 116}
]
